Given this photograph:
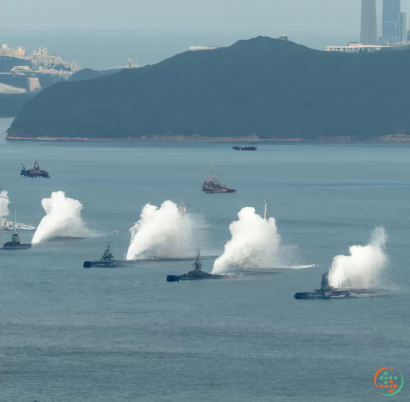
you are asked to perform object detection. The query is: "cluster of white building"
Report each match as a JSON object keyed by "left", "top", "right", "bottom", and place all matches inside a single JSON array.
[
  {"left": 326, "top": 43, "right": 388, "bottom": 53},
  {"left": 0, "top": 44, "right": 78, "bottom": 74},
  {"left": 0, "top": 44, "right": 79, "bottom": 95},
  {"left": 0, "top": 44, "right": 26, "bottom": 57}
]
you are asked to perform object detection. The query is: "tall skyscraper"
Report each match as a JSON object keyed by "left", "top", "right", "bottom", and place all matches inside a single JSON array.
[
  {"left": 398, "top": 12, "right": 407, "bottom": 42},
  {"left": 382, "top": 0, "right": 401, "bottom": 43},
  {"left": 408, "top": 16, "right": 410, "bottom": 41},
  {"left": 360, "top": 0, "right": 378, "bottom": 45}
]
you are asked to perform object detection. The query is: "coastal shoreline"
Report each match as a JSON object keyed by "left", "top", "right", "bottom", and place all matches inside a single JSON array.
[
  {"left": 6, "top": 135, "right": 410, "bottom": 144},
  {"left": 5, "top": 136, "right": 303, "bottom": 143}
]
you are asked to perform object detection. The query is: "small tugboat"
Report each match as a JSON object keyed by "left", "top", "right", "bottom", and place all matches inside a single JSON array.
[
  {"left": 202, "top": 163, "right": 236, "bottom": 194},
  {"left": 167, "top": 250, "right": 229, "bottom": 282},
  {"left": 21, "top": 159, "right": 50, "bottom": 178},
  {"left": 294, "top": 271, "right": 387, "bottom": 300},
  {"left": 2, "top": 212, "right": 31, "bottom": 250},
  {"left": 233, "top": 146, "right": 257, "bottom": 151}
]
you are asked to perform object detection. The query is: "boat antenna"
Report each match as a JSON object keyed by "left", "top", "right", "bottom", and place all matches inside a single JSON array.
[
  {"left": 264, "top": 199, "right": 268, "bottom": 221},
  {"left": 194, "top": 249, "right": 202, "bottom": 271}
]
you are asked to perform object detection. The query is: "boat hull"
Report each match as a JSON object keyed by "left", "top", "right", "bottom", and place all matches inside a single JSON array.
[
  {"left": 20, "top": 170, "right": 50, "bottom": 178},
  {"left": 294, "top": 289, "right": 386, "bottom": 300},
  {"left": 167, "top": 271, "right": 228, "bottom": 282},
  {"left": 3, "top": 243, "right": 31, "bottom": 250},
  {"left": 205, "top": 189, "right": 237, "bottom": 194},
  {"left": 83, "top": 260, "right": 134, "bottom": 268},
  {"left": 233, "top": 146, "right": 257, "bottom": 151}
]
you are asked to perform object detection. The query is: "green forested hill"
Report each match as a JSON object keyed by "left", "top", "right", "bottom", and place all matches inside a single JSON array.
[{"left": 8, "top": 37, "right": 410, "bottom": 139}]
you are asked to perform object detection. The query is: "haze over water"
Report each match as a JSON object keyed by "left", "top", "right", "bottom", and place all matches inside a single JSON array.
[{"left": 0, "top": 118, "right": 409, "bottom": 401}]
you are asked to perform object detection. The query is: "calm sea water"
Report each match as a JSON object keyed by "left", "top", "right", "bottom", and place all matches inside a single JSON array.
[{"left": 0, "top": 118, "right": 409, "bottom": 402}]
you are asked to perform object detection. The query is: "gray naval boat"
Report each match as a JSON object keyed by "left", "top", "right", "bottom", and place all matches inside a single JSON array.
[
  {"left": 294, "top": 271, "right": 387, "bottom": 300},
  {"left": 167, "top": 250, "right": 229, "bottom": 282},
  {"left": 2, "top": 211, "right": 31, "bottom": 250},
  {"left": 83, "top": 243, "right": 128, "bottom": 268},
  {"left": 3, "top": 230, "right": 31, "bottom": 250}
]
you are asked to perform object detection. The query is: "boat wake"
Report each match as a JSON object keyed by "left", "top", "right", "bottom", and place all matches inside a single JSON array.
[
  {"left": 16, "top": 223, "right": 36, "bottom": 230},
  {"left": 273, "top": 264, "right": 316, "bottom": 269}
]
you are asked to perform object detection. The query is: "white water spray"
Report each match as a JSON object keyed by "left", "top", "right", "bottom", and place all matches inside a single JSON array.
[
  {"left": 212, "top": 207, "right": 282, "bottom": 273},
  {"left": 32, "top": 191, "right": 91, "bottom": 243},
  {"left": 126, "top": 200, "right": 196, "bottom": 260},
  {"left": 0, "top": 189, "right": 10, "bottom": 218},
  {"left": 329, "top": 227, "right": 388, "bottom": 289}
]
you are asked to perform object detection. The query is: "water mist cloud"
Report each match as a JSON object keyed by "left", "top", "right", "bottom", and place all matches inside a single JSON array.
[
  {"left": 126, "top": 200, "right": 195, "bottom": 260},
  {"left": 0, "top": 189, "right": 10, "bottom": 218},
  {"left": 329, "top": 227, "right": 388, "bottom": 289},
  {"left": 212, "top": 207, "right": 281, "bottom": 273},
  {"left": 32, "top": 191, "right": 91, "bottom": 243}
]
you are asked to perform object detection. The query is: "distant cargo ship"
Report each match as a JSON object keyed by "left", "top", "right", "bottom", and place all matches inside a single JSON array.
[
  {"left": 202, "top": 163, "right": 236, "bottom": 193},
  {"left": 233, "top": 146, "right": 257, "bottom": 151}
]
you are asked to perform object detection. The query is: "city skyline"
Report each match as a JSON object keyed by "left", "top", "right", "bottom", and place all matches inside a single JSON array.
[{"left": 2, "top": 0, "right": 410, "bottom": 36}]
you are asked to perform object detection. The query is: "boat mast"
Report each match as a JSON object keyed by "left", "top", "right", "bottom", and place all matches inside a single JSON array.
[
  {"left": 194, "top": 249, "right": 202, "bottom": 271},
  {"left": 210, "top": 162, "right": 213, "bottom": 179},
  {"left": 264, "top": 199, "right": 268, "bottom": 221},
  {"left": 14, "top": 209, "right": 17, "bottom": 233}
]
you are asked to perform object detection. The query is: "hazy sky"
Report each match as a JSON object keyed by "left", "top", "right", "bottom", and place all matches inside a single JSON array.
[
  {"left": 2, "top": 0, "right": 410, "bottom": 69},
  {"left": 3, "top": 0, "right": 410, "bottom": 34}
]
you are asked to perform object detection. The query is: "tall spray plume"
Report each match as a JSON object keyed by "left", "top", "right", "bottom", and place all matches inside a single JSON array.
[
  {"left": 329, "top": 227, "right": 388, "bottom": 289},
  {"left": 0, "top": 189, "right": 10, "bottom": 218},
  {"left": 126, "top": 200, "right": 197, "bottom": 260},
  {"left": 32, "top": 191, "right": 91, "bottom": 243},
  {"left": 212, "top": 207, "right": 281, "bottom": 273}
]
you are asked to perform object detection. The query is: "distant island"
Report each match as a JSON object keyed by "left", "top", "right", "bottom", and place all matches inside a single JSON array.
[{"left": 7, "top": 36, "right": 410, "bottom": 141}]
